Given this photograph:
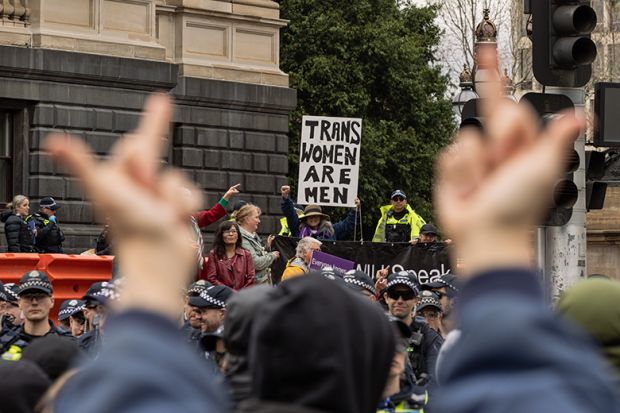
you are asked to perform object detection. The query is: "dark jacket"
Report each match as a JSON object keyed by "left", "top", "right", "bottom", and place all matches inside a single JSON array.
[
  {"left": 1, "top": 210, "right": 34, "bottom": 252},
  {"left": 30, "top": 211, "right": 64, "bottom": 253},
  {"left": 0, "top": 320, "right": 69, "bottom": 357},
  {"left": 281, "top": 197, "right": 357, "bottom": 240},
  {"left": 434, "top": 269, "right": 620, "bottom": 413},
  {"left": 408, "top": 317, "right": 443, "bottom": 385},
  {"left": 248, "top": 276, "right": 394, "bottom": 413},
  {"left": 224, "top": 285, "right": 274, "bottom": 407},
  {"left": 55, "top": 311, "right": 230, "bottom": 413}
]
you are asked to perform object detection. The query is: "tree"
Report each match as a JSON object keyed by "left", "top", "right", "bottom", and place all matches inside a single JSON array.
[
  {"left": 280, "top": 0, "right": 454, "bottom": 237},
  {"left": 429, "top": 0, "right": 513, "bottom": 87}
]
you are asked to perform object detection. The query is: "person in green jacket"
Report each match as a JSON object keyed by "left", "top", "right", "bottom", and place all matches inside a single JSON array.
[{"left": 373, "top": 190, "right": 425, "bottom": 243}]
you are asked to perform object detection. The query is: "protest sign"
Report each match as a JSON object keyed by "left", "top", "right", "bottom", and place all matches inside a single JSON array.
[
  {"left": 297, "top": 116, "right": 362, "bottom": 207},
  {"left": 272, "top": 237, "right": 452, "bottom": 284},
  {"left": 309, "top": 250, "right": 355, "bottom": 274}
]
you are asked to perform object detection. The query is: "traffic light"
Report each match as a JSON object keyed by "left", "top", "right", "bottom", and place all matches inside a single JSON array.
[
  {"left": 520, "top": 93, "right": 579, "bottom": 226},
  {"left": 531, "top": 0, "right": 597, "bottom": 87},
  {"left": 585, "top": 150, "right": 607, "bottom": 210}
]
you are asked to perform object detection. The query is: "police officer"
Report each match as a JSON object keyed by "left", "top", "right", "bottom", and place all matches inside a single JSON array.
[
  {"left": 188, "top": 285, "right": 234, "bottom": 334},
  {"left": 377, "top": 316, "right": 428, "bottom": 413},
  {"left": 182, "top": 279, "right": 212, "bottom": 345},
  {"left": 188, "top": 285, "right": 233, "bottom": 366},
  {"left": 373, "top": 190, "right": 426, "bottom": 243},
  {"left": 58, "top": 299, "right": 86, "bottom": 337},
  {"left": 79, "top": 281, "right": 119, "bottom": 355},
  {"left": 420, "top": 273, "right": 460, "bottom": 336},
  {"left": 29, "top": 196, "right": 65, "bottom": 253},
  {"left": 383, "top": 272, "right": 443, "bottom": 386},
  {"left": 0, "top": 271, "right": 68, "bottom": 360},
  {"left": 1, "top": 283, "right": 22, "bottom": 331},
  {"left": 343, "top": 269, "right": 378, "bottom": 302}
]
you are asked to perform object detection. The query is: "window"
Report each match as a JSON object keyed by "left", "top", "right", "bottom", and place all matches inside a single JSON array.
[{"left": 0, "top": 111, "right": 12, "bottom": 205}]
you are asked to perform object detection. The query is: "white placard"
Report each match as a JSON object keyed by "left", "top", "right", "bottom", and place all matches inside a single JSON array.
[{"left": 297, "top": 116, "right": 362, "bottom": 207}]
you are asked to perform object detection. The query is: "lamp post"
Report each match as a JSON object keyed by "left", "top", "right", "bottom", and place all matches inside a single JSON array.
[
  {"left": 472, "top": 9, "right": 500, "bottom": 99},
  {"left": 452, "top": 64, "right": 479, "bottom": 120}
]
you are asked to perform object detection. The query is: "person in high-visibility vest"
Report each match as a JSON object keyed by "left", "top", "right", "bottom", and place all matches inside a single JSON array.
[
  {"left": 278, "top": 208, "right": 303, "bottom": 236},
  {"left": 372, "top": 190, "right": 425, "bottom": 243}
]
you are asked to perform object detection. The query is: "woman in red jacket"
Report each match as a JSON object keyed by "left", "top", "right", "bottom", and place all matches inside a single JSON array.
[{"left": 202, "top": 221, "right": 255, "bottom": 290}]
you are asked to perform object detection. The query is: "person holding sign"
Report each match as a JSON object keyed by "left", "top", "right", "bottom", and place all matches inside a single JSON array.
[
  {"left": 280, "top": 185, "right": 359, "bottom": 240},
  {"left": 372, "top": 190, "right": 426, "bottom": 243}
]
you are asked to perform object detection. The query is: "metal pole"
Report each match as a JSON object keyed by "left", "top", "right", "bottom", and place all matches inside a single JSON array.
[
  {"left": 544, "top": 87, "right": 587, "bottom": 302},
  {"left": 535, "top": 226, "right": 547, "bottom": 299}
]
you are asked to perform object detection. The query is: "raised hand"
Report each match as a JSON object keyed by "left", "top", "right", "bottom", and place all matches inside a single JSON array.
[
  {"left": 44, "top": 94, "right": 203, "bottom": 318},
  {"left": 223, "top": 183, "right": 241, "bottom": 201},
  {"left": 281, "top": 185, "right": 290, "bottom": 199},
  {"left": 434, "top": 48, "right": 583, "bottom": 277}
]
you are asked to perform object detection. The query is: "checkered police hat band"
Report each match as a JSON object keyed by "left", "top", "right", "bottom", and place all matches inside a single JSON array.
[
  {"left": 92, "top": 288, "right": 119, "bottom": 301},
  {"left": 59, "top": 304, "right": 85, "bottom": 317},
  {"left": 4, "top": 287, "right": 18, "bottom": 301},
  {"left": 20, "top": 280, "right": 52, "bottom": 292},
  {"left": 386, "top": 278, "right": 418, "bottom": 292},
  {"left": 344, "top": 277, "right": 376, "bottom": 295},
  {"left": 199, "top": 290, "right": 225, "bottom": 308}
]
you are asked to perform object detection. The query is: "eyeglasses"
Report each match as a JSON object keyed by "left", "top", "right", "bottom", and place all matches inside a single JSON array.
[
  {"left": 223, "top": 229, "right": 238, "bottom": 235},
  {"left": 387, "top": 289, "right": 416, "bottom": 301},
  {"left": 392, "top": 197, "right": 405, "bottom": 202},
  {"left": 418, "top": 310, "right": 440, "bottom": 319},
  {"left": 20, "top": 293, "right": 49, "bottom": 302},
  {"left": 433, "top": 291, "right": 447, "bottom": 299}
]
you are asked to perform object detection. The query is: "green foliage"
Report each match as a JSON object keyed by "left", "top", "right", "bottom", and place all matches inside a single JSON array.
[{"left": 280, "top": 0, "right": 455, "bottom": 237}]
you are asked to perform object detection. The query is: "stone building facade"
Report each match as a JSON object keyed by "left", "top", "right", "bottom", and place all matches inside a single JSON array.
[
  {"left": 510, "top": 0, "right": 620, "bottom": 278},
  {"left": 0, "top": 0, "right": 296, "bottom": 253}
]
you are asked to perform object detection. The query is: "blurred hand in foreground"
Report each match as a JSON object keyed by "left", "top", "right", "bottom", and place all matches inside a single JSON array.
[
  {"left": 45, "top": 94, "right": 202, "bottom": 319},
  {"left": 435, "top": 48, "right": 583, "bottom": 278}
]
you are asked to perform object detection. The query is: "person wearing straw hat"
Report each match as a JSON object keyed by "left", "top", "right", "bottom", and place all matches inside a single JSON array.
[{"left": 280, "top": 185, "right": 360, "bottom": 240}]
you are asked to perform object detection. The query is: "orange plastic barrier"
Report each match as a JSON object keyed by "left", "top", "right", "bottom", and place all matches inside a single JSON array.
[
  {"left": 0, "top": 253, "right": 42, "bottom": 283},
  {"left": 0, "top": 253, "right": 114, "bottom": 323}
]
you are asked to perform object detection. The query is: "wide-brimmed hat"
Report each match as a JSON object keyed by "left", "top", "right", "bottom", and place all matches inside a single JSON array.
[{"left": 300, "top": 204, "right": 330, "bottom": 221}]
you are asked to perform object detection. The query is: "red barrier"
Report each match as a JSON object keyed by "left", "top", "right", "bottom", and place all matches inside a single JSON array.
[
  {"left": 0, "top": 253, "right": 42, "bottom": 283},
  {"left": 0, "top": 253, "right": 114, "bottom": 323}
]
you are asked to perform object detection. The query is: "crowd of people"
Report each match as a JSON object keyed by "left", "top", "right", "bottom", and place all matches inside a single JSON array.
[{"left": 2, "top": 49, "right": 620, "bottom": 413}]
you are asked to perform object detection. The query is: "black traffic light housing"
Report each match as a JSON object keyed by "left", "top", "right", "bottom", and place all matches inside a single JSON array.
[
  {"left": 521, "top": 92, "right": 579, "bottom": 226},
  {"left": 585, "top": 150, "right": 607, "bottom": 210},
  {"left": 531, "top": 0, "right": 597, "bottom": 87}
]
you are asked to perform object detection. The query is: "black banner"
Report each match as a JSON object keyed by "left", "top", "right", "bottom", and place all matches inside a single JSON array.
[{"left": 271, "top": 236, "right": 452, "bottom": 284}]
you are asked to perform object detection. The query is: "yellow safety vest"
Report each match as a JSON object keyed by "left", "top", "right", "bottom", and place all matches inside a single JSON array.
[{"left": 372, "top": 204, "right": 425, "bottom": 242}]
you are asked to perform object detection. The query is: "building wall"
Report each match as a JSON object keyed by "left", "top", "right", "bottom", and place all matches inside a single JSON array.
[{"left": 0, "top": 0, "right": 296, "bottom": 253}]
